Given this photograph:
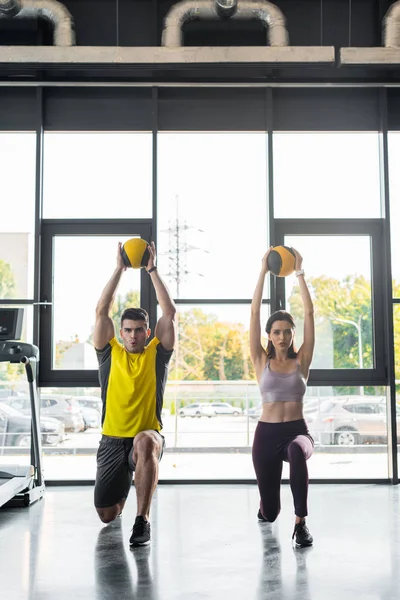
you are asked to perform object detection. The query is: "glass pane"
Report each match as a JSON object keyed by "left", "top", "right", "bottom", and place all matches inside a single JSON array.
[
  {"left": 43, "top": 133, "right": 152, "bottom": 218},
  {"left": 306, "top": 386, "right": 388, "bottom": 479},
  {"left": 388, "top": 133, "right": 400, "bottom": 297},
  {"left": 274, "top": 133, "right": 381, "bottom": 218},
  {"left": 0, "top": 133, "right": 36, "bottom": 299},
  {"left": 53, "top": 236, "right": 141, "bottom": 370},
  {"left": 29, "top": 385, "right": 387, "bottom": 480},
  {"left": 168, "top": 304, "right": 269, "bottom": 382},
  {"left": 162, "top": 303, "right": 268, "bottom": 450},
  {"left": 284, "top": 235, "right": 373, "bottom": 370},
  {"left": 157, "top": 133, "right": 268, "bottom": 299}
]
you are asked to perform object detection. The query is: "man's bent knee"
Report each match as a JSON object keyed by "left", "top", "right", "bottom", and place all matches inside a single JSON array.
[{"left": 133, "top": 432, "right": 162, "bottom": 463}]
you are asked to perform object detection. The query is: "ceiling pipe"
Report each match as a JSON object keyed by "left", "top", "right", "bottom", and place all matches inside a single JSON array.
[
  {"left": 162, "top": 0, "right": 289, "bottom": 47},
  {"left": 383, "top": 1, "right": 400, "bottom": 47},
  {"left": 0, "top": 0, "right": 75, "bottom": 46}
]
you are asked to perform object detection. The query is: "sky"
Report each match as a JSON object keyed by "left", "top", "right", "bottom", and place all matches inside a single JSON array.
[{"left": 0, "top": 131, "right": 398, "bottom": 346}]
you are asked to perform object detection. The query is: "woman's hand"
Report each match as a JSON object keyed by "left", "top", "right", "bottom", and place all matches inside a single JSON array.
[
  {"left": 291, "top": 247, "right": 303, "bottom": 271},
  {"left": 261, "top": 247, "right": 273, "bottom": 275}
]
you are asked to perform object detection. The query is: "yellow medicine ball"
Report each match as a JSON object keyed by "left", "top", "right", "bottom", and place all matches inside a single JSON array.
[
  {"left": 120, "top": 238, "right": 150, "bottom": 269},
  {"left": 267, "top": 245, "right": 296, "bottom": 277}
]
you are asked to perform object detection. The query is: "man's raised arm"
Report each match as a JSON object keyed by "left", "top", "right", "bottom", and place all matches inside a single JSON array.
[{"left": 93, "top": 243, "right": 126, "bottom": 350}]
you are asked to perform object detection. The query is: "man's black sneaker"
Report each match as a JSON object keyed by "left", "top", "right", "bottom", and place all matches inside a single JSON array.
[
  {"left": 257, "top": 509, "right": 268, "bottom": 522},
  {"left": 292, "top": 520, "right": 313, "bottom": 548},
  {"left": 129, "top": 516, "right": 151, "bottom": 547}
]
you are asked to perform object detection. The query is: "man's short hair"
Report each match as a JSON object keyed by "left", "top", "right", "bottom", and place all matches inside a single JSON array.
[{"left": 120, "top": 308, "right": 149, "bottom": 328}]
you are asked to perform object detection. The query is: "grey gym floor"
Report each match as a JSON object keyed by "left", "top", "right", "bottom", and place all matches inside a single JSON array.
[{"left": 0, "top": 484, "right": 399, "bottom": 600}]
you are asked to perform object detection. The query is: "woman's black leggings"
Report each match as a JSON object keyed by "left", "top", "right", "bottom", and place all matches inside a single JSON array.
[{"left": 252, "top": 419, "right": 314, "bottom": 521}]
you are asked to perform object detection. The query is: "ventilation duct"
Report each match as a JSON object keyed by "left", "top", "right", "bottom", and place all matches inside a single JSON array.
[
  {"left": 383, "top": 0, "right": 400, "bottom": 48},
  {"left": 0, "top": 0, "right": 335, "bottom": 73},
  {"left": 162, "top": 0, "right": 289, "bottom": 47},
  {"left": 0, "top": 0, "right": 75, "bottom": 46},
  {"left": 340, "top": 1, "right": 400, "bottom": 66}
]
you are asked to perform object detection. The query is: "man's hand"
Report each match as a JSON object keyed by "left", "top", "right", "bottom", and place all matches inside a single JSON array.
[
  {"left": 117, "top": 242, "right": 127, "bottom": 272},
  {"left": 146, "top": 241, "right": 157, "bottom": 272}
]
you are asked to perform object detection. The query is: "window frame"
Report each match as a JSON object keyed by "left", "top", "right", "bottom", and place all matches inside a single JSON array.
[
  {"left": 39, "top": 220, "right": 153, "bottom": 387},
  {"left": 273, "top": 218, "right": 387, "bottom": 387}
]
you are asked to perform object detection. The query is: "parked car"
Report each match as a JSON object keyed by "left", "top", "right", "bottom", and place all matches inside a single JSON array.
[
  {"left": 80, "top": 406, "right": 101, "bottom": 429},
  {"left": 0, "top": 402, "right": 65, "bottom": 447},
  {"left": 3, "top": 394, "right": 85, "bottom": 433},
  {"left": 179, "top": 403, "right": 215, "bottom": 418},
  {"left": 244, "top": 404, "right": 262, "bottom": 420},
  {"left": 210, "top": 402, "right": 242, "bottom": 416},
  {"left": 75, "top": 396, "right": 102, "bottom": 417},
  {"left": 309, "top": 396, "right": 399, "bottom": 446}
]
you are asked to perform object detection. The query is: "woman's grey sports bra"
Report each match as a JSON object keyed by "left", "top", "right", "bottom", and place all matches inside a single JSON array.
[{"left": 259, "top": 359, "right": 307, "bottom": 404}]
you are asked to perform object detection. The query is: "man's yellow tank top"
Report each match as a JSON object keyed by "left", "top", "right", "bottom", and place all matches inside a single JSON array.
[{"left": 96, "top": 336, "right": 173, "bottom": 437}]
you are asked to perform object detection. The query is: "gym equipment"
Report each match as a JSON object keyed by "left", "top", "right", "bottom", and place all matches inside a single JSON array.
[
  {"left": 267, "top": 246, "right": 296, "bottom": 277},
  {"left": 121, "top": 238, "right": 150, "bottom": 269},
  {"left": 0, "top": 309, "right": 44, "bottom": 508},
  {"left": 0, "top": 307, "right": 23, "bottom": 341}
]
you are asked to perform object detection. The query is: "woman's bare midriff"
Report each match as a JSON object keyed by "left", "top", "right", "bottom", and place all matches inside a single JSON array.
[{"left": 259, "top": 401, "right": 304, "bottom": 423}]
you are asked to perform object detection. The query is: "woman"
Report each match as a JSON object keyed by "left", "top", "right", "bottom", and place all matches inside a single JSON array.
[{"left": 250, "top": 247, "right": 315, "bottom": 548}]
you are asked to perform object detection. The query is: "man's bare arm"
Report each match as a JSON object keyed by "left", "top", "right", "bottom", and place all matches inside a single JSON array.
[
  {"left": 146, "top": 242, "right": 176, "bottom": 351},
  {"left": 93, "top": 243, "right": 126, "bottom": 349}
]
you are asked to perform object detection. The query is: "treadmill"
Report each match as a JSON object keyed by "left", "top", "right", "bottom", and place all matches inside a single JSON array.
[{"left": 0, "top": 308, "right": 44, "bottom": 508}]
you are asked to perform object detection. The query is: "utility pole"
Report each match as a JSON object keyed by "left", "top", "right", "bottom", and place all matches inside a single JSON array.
[{"left": 161, "top": 195, "right": 209, "bottom": 445}]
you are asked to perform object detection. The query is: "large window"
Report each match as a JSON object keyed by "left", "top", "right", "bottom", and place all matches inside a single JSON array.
[
  {"left": 43, "top": 132, "right": 153, "bottom": 219},
  {"left": 0, "top": 133, "right": 36, "bottom": 299},
  {"left": 273, "top": 132, "right": 381, "bottom": 219},
  {"left": 157, "top": 133, "right": 268, "bottom": 299}
]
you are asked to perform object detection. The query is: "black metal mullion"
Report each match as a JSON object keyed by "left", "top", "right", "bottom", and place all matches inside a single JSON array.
[
  {"left": 173, "top": 299, "right": 270, "bottom": 305},
  {"left": 379, "top": 88, "right": 398, "bottom": 484},
  {"left": 267, "top": 89, "right": 277, "bottom": 312},
  {"left": 146, "top": 86, "right": 158, "bottom": 335},
  {"left": 33, "top": 88, "right": 44, "bottom": 348},
  {"left": 38, "top": 223, "right": 53, "bottom": 386}
]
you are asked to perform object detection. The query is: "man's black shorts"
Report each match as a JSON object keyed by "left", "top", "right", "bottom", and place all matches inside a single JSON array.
[{"left": 94, "top": 432, "right": 165, "bottom": 509}]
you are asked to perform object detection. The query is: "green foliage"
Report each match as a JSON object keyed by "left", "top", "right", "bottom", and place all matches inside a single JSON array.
[
  {"left": 289, "top": 274, "right": 374, "bottom": 372},
  {"left": 86, "top": 290, "right": 140, "bottom": 345},
  {"left": 169, "top": 309, "right": 255, "bottom": 381},
  {"left": 0, "top": 260, "right": 16, "bottom": 299},
  {"left": 170, "top": 400, "right": 176, "bottom": 416}
]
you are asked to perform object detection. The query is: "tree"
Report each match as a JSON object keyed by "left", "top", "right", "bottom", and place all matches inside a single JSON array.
[
  {"left": 288, "top": 274, "right": 384, "bottom": 395},
  {"left": 169, "top": 308, "right": 255, "bottom": 381},
  {"left": 0, "top": 259, "right": 16, "bottom": 299},
  {"left": 85, "top": 289, "right": 140, "bottom": 346}
]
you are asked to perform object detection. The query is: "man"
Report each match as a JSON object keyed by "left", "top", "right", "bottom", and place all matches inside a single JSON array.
[{"left": 93, "top": 240, "right": 176, "bottom": 547}]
